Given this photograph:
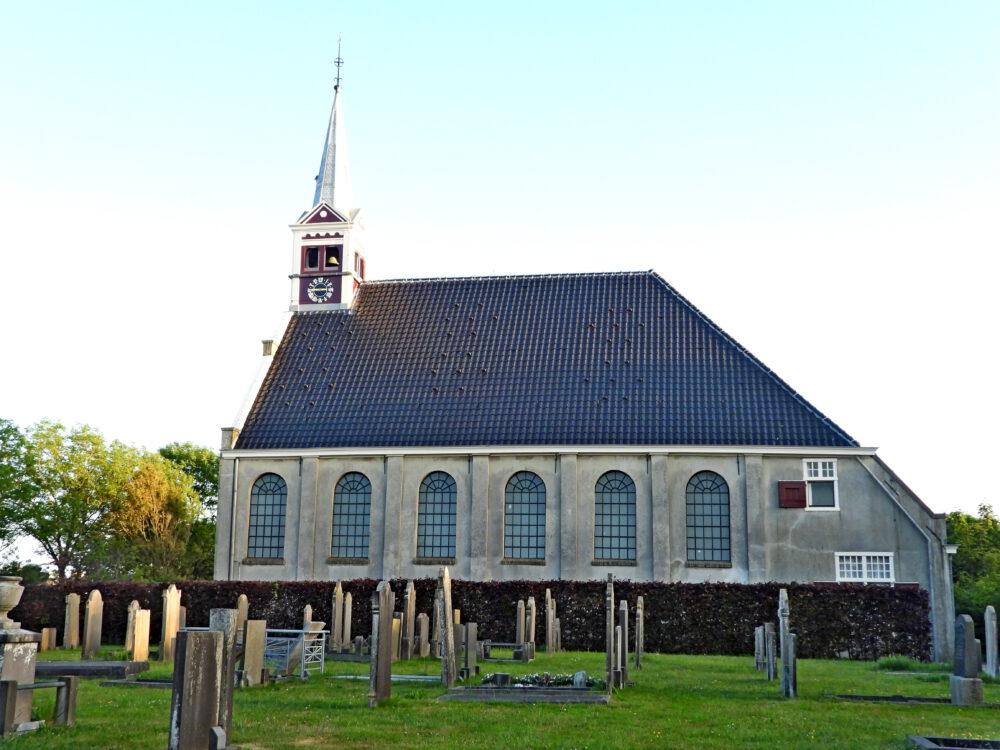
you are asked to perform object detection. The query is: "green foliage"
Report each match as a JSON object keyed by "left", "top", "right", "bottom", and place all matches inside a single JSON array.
[
  {"left": 946, "top": 504, "right": 1000, "bottom": 619},
  {"left": 158, "top": 442, "right": 219, "bottom": 510},
  {"left": 0, "top": 418, "right": 36, "bottom": 554},
  {"left": 0, "top": 560, "right": 49, "bottom": 584}
]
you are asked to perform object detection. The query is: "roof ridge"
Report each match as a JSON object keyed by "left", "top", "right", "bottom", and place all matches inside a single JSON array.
[{"left": 362, "top": 270, "right": 653, "bottom": 286}]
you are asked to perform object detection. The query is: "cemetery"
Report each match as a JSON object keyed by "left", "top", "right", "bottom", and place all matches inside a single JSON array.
[{"left": 0, "top": 574, "right": 996, "bottom": 748}]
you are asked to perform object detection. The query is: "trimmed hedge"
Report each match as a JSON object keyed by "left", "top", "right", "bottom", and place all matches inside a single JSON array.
[{"left": 12, "top": 579, "right": 931, "bottom": 660}]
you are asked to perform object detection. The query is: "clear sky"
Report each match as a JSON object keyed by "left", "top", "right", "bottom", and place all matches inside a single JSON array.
[{"left": 1, "top": 1, "right": 997, "bottom": 521}]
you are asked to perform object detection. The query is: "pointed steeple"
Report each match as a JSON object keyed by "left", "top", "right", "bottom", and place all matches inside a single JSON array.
[{"left": 312, "top": 42, "right": 353, "bottom": 212}]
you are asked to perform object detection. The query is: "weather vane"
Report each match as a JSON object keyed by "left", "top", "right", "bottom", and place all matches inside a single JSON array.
[{"left": 334, "top": 35, "right": 344, "bottom": 88}]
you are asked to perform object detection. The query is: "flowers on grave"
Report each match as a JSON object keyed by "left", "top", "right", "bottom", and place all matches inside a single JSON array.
[{"left": 480, "top": 671, "right": 607, "bottom": 690}]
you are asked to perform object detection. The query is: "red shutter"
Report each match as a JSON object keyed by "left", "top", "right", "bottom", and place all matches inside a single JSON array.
[{"left": 778, "top": 481, "right": 807, "bottom": 508}]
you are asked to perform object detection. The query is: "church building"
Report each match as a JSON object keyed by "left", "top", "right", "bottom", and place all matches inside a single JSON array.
[{"left": 214, "top": 69, "right": 956, "bottom": 659}]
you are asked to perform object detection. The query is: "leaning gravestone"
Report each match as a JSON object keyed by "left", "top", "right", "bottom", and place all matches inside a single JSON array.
[
  {"left": 302, "top": 604, "right": 313, "bottom": 631},
  {"left": 81, "top": 589, "right": 103, "bottom": 659},
  {"left": 438, "top": 567, "right": 458, "bottom": 688},
  {"left": 331, "top": 582, "right": 344, "bottom": 654},
  {"left": 161, "top": 584, "right": 183, "bottom": 662},
  {"left": 125, "top": 600, "right": 140, "bottom": 656},
  {"left": 368, "top": 581, "right": 394, "bottom": 707},
  {"left": 63, "top": 593, "right": 80, "bottom": 649},
  {"left": 402, "top": 580, "right": 416, "bottom": 660},
  {"left": 984, "top": 605, "right": 998, "bottom": 679},
  {"left": 167, "top": 630, "right": 222, "bottom": 750},
  {"left": 951, "top": 614, "right": 984, "bottom": 706}
]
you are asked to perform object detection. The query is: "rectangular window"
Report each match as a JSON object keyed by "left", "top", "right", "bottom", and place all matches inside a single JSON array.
[
  {"left": 303, "top": 246, "right": 320, "bottom": 271},
  {"left": 803, "top": 459, "right": 838, "bottom": 509},
  {"left": 835, "top": 552, "right": 894, "bottom": 583},
  {"left": 324, "top": 245, "right": 342, "bottom": 269}
]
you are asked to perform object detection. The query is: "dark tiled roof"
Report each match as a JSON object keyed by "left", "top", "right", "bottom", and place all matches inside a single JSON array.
[{"left": 235, "top": 271, "right": 857, "bottom": 450}]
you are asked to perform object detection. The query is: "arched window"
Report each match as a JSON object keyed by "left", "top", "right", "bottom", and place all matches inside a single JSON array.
[
  {"left": 686, "top": 471, "right": 731, "bottom": 563},
  {"left": 248, "top": 473, "right": 287, "bottom": 559},
  {"left": 332, "top": 472, "right": 371, "bottom": 559},
  {"left": 594, "top": 471, "right": 636, "bottom": 561},
  {"left": 504, "top": 471, "right": 546, "bottom": 560},
  {"left": 417, "top": 472, "right": 457, "bottom": 559}
]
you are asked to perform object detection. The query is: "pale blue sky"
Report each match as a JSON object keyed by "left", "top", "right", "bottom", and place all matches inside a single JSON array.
[{"left": 1, "top": 1, "right": 997, "bottom": 519}]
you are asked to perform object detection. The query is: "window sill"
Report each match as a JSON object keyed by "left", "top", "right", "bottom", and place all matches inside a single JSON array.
[
  {"left": 242, "top": 557, "right": 284, "bottom": 566},
  {"left": 804, "top": 506, "right": 840, "bottom": 512},
  {"left": 413, "top": 557, "right": 456, "bottom": 566},
  {"left": 326, "top": 557, "right": 369, "bottom": 565},
  {"left": 501, "top": 558, "right": 546, "bottom": 566},
  {"left": 686, "top": 561, "right": 732, "bottom": 569},
  {"left": 592, "top": 559, "right": 637, "bottom": 567}
]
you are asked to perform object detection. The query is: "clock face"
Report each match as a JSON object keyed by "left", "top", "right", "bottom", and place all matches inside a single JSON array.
[{"left": 306, "top": 277, "right": 335, "bottom": 303}]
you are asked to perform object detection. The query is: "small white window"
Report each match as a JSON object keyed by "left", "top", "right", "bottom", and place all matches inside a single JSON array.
[
  {"left": 803, "top": 459, "right": 838, "bottom": 510},
  {"left": 836, "top": 552, "right": 894, "bottom": 583}
]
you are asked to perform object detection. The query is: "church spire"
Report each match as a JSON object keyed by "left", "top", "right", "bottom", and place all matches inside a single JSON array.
[{"left": 312, "top": 39, "right": 353, "bottom": 212}]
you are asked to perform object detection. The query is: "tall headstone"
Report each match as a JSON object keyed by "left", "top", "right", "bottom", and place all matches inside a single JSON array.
[
  {"left": 951, "top": 615, "right": 984, "bottom": 706},
  {"left": 124, "top": 600, "right": 140, "bottom": 656},
  {"left": 545, "top": 589, "right": 556, "bottom": 654},
  {"left": 63, "top": 593, "right": 80, "bottom": 650},
  {"left": 437, "top": 567, "right": 458, "bottom": 688},
  {"left": 331, "top": 582, "right": 344, "bottom": 654},
  {"left": 416, "top": 613, "right": 430, "bottom": 657},
  {"left": 132, "top": 610, "right": 151, "bottom": 662},
  {"left": 342, "top": 593, "right": 353, "bottom": 648},
  {"left": 754, "top": 625, "right": 766, "bottom": 672},
  {"left": 302, "top": 604, "right": 313, "bottom": 631},
  {"left": 167, "top": 630, "right": 222, "bottom": 750},
  {"left": 241, "top": 620, "right": 267, "bottom": 687},
  {"left": 984, "top": 605, "right": 998, "bottom": 679},
  {"left": 81, "top": 589, "right": 103, "bottom": 659},
  {"left": 161, "top": 584, "right": 183, "bottom": 662},
  {"left": 402, "top": 580, "right": 416, "bottom": 660},
  {"left": 431, "top": 587, "right": 443, "bottom": 658},
  {"left": 209, "top": 609, "right": 238, "bottom": 738},
  {"left": 461, "top": 622, "right": 479, "bottom": 679},
  {"left": 764, "top": 622, "right": 777, "bottom": 681},
  {"left": 367, "top": 581, "right": 394, "bottom": 707},
  {"left": 40, "top": 628, "right": 57, "bottom": 651},
  {"left": 515, "top": 600, "right": 526, "bottom": 644},
  {"left": 635, "top": 596, "right": 645, "bottom": 670},
  {"left": 391, "top": 613, "right": 402, "bottom": 662},
  {"left": 525, "top": 597, "right": 537, "bottom": 646},
  {"left": 605, "top": 574, "right": 615, "bottom": 689},
  {"left": 777, "top": 588, "right": 790, "bottom": 694},
  {"left": 235, "top": 594, "right": 249, "bottom": 644},
  {"left": 781, "top": 633, "right": 798, "bottom": 698},
  {"left": 618, "top": 600, "right": 629, "bottom": 685}
]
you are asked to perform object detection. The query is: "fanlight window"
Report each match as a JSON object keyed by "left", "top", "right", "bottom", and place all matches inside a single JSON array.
[
  {"left": 417, "top": 472, "right": 457, "bottom": 559},
  {"left": 332, "top": 472, "right": 371, "bottom": 558},
  {"left": 686, "top": 471, "right": 731, "bottom": 563},
  {"left": 594, "top": 471, "right": 636, "bottom": 561},
  {"left": 504, "top": 471, "right": 546, "bottom": 560},
  {"left": 248, "top": 473, "right": 287, "bottom": 559}
]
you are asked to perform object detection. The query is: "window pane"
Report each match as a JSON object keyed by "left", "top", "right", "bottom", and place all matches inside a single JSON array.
[
  {"left": 594, "top": 471, "right": 636, "bottom": 561},
  {"left": 417, "top": 472, "right": 457, "bottom": 558},
  {"left": 686, "top": 471, "right": 730, "bottom": 562},
  {"left": 504, "top": 472, "right": 546, "bottom": 559},
  {"left": 810, "top": 482, "right": 835, "bottom": 507},
  {"left": 248, "top": 473, "right": 287, "bottom": 559},
  {"left": 332, "top": 472, "right": 371, "bottom": 558}
]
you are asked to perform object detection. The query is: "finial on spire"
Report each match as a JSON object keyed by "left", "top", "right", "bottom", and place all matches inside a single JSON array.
[{"left": 334, "top": 35, "right": 344, "bottom": 89}]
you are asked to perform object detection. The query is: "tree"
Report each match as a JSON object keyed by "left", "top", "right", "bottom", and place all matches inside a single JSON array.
[
  {"left": 158, "top": 442, "right": 219, "bottom": 510},
  {"left": 947, "top": 503, "right": 1000, "bottom": 621},
  {"left": 17, "top": 421, "right": 138, "bottom": 580},
  {"left": 0, "top": 419, "right": 35, "bottom": 556}
]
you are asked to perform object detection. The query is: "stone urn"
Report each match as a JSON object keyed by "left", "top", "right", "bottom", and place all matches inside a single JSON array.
[{"left": 0, "top": 576, "right": 24, "bottom": 629}]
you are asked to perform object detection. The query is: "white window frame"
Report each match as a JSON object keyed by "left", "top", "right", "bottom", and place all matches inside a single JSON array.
[
  {"left": 803, "top": 458, "right": 839, "bottom": 510},
  {"left": 835, "top": 552, "right": 895, "bottom": 583}
]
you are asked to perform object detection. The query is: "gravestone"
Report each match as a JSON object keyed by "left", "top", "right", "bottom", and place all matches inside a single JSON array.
[
  {"left": 133, "top": 609, "right": 151, "bottom": 662},
  {"left": 635, "top": 596, "right": 645, "bottom": 670},
  {"left": 555, "top": 617, "right": 561, "bottom": 652},
  {"left": 605, "top": 574, "right": 615, "bottom": 689},
  {"left": 781, "top": 633, "right": 797, "bottom": 698},
  {"left": 526, "top": 596, "right": 537, "bottom": 647},
  {"left": 179, "top": 606, "right": 187, "bottom": 631},
  {"left": 617, "top": 600, "right": 629, "bottom": 685},
  {"left": 63, "top": 593, "right": 80, "bottom": 649},
  {"left": 342, "top": 593, "right": 353, "bottom": 648},
  {"left": 612, "top": 625, "right": 624, "bottom": 688},
  {"left": 235, "top": 595, "right": 249, "bottom": 644},
  {"left": 391, "top": 613, "right": 402, "bottom": 662},
  {"left": 167, "top": 630, "right": 222, "bottom": 750},
  {"left": 545, "top": 589, "right": 556, "bottom": 654},
  {"left": 416, "top": 613, "right": 430, "bottom": 657},
  {"left": 437, "top": 567, "right": 457, "bottom": 688},
  {"left": 431, "top": 587, "right": 443, "bottom": 658},
  {"left": 209, "top": 609, "right": 238, "bottom": 738},
  {"left": 353, "top": 635, "right": 364, "bottom": 656},
  {"left": 161, "top": 584, "right": 183, "bottom": 662},
  {"left": 984, "top": 605, "right": 998, "bottom": 679},
  {"left": 515, "top": 600, "right": 525, "bottom": 645},
  {"left": 453, "top": 609, "right": 461, "bottom": 625},
  {"left": 951, "top": 615, "right": 984, "bottom": 706},
  {"left": 287, "top": 622, "right": 326, "bottom": 676},
  {"left": 368, "top": 581, "right": 394, "bottom": 707},
  {"left": 40, "top": 628, "right": 57, "bottom": 651},
  {"left": 764, "top": 622, "right": 777, "bottom": 681},
  {"left": 777, "top": 588, "right": 790, "bottom": 694},
  {"left": 82, "top": 589, "right": 103, "bottom": 659},
  {"left": 460, "top": 622, "right": 478, "bottom": 680},
  {"left": 402, "top": 580, "right": 416, "bottom": 660},
  {"left": 302, "top": 604, "right": 313, "bottom": 631},
  {"left": 241, "top": 620, "right": 266, "bottom": 687},
  {"left": 125, "top": 600, "right": 140, "bottom": 656},
  {"left": 754, "top": 625, "right": 766, "bottom": 672},
  {"left": 331, "top": 582, "right": 344, "bottom": 654}
]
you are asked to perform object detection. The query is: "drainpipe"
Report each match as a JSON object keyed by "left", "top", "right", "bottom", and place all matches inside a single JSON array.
[{"left": 229, "top": 457, "right": 239, "bottom": 580}]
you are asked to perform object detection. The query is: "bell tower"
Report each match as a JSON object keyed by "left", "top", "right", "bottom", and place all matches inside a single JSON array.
[{"left": 289, "top": 44, "right": 367, "bottom": 311}]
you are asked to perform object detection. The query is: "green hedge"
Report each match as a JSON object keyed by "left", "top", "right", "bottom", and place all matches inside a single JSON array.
[{"left": 12, "top": 579, "right": 930, "bottom": 660}]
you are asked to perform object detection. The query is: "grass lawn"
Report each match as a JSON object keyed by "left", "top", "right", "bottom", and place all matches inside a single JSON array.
[{"left": 9, "top": 647, "right": 998, "bottom": 749}]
